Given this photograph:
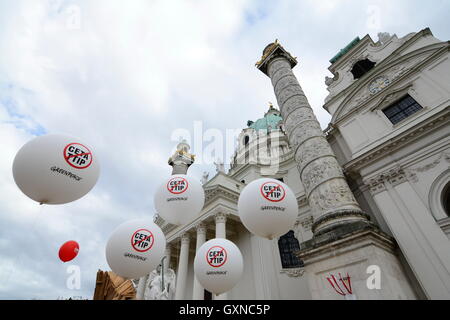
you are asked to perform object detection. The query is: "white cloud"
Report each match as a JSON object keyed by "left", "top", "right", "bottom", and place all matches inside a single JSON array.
[{"left": 0, "top": 0, "right": 449, "bottom": 299}]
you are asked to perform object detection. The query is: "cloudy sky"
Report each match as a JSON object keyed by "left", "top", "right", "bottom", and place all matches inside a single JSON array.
[{"left": 1, "top": 0, "right": 449, "bottom": 300}]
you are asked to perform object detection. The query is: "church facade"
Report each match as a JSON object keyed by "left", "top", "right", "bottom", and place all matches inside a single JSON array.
[{"left": 148, "top": 28, "right": 450, "bottom": 300}]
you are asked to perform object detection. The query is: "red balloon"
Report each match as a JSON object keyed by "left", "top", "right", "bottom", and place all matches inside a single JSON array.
[{"left": 59, "top": 241, "right": 80, "bottom": 262}]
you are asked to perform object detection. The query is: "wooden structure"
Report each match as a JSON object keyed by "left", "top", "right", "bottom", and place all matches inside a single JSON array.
[{"left": 93, "top": 270, "right": 136, "bottom": 300}]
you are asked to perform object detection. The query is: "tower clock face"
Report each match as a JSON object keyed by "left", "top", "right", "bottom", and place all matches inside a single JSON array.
[{"left": 369, "top": 76, "right": 390, "bottom": 94}]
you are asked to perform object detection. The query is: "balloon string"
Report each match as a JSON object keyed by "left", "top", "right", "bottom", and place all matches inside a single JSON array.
[{"left": 0, "top": 204, "right": 45, "bottom": 286}]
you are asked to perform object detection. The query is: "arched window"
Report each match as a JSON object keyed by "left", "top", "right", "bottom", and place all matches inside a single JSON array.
[
  {"left": 442, "top": 182, "right": 450, "bottom": 217},
  {"left": 278, "top": 230, "right": 304, "bottom": 269},
  {"left": 351, "top": 59, "right": 376, "bottom": 79},
  {"left": 243, "top": 135, "right": 250, "bottom": 146}
]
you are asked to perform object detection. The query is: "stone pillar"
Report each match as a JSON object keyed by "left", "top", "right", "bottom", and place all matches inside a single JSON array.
[
  {"left": 256, "top": 41, "right": 419, "bottom": 301},
  {"left": 174, "top": 233, "right": 190, "bottom": 300},
  {"left": 215, "top": 213, "right": 227, "bottom": 239},
  {"left": 215, "top": 213, "right": 228, "bottom": 300},
  {"left": 192, "top": 223, "right": 207, "bottom": 300},
  {"left": 164, "top": 244, "right": 172, "bottom": 273},
  {"left": 255, "top": 41, "right": 370, "bottom": 236},
  {"left": 135, "top": 274, "right": 149, "bottom": 300}
]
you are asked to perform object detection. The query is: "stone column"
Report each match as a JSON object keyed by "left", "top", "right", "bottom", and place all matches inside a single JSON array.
[
  {"left": 135, "top": 274, "right": 149, "bottom": 300},
  {"left": 214, "top": 213, "right": 228, "bottom": 300},
  {"left": 215, "top": 213, "right": 227, "bottom": 239},
  {"left": 174, "top": 233, "right": 190, "bottom": 300},
  {"left": 192, "top": 223, "right": 207, "bottom": 300},
  {"left": 164, "top": 244, "right": 172, "bottom": 273},
  {"left": 256, "top": 41, "right": 370, "bottom": 236}
]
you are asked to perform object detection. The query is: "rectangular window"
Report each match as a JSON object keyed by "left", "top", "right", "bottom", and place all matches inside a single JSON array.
[{"left": 382, "top": 95, "right": 423, "bottom": 125}]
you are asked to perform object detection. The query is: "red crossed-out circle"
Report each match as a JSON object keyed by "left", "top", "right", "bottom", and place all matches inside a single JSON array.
[
  {"left": 206, "top": 246, "right": 227, "bottom": 268},
  {"left": 167, "top": 177, "right": 189, "bottom": 194},
  {"left": 131, "top": 229, "right": 154, "bottom": 253},
  {"left": 63, "top": 142, "right": 93, "bottom": 169},
  {"left": 260, "top": 181, "right": 286, "bottom": 202}
]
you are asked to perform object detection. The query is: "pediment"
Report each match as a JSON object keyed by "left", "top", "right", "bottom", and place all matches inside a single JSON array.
[
  {"left": 204, "top": 184, "right": 240, "bottom": 205},
  {"left": 370, "top": 83, "right": 414, "bottom": 112},
  {"left": 331, "top": 43, "right": 446, "bottom": 124}
]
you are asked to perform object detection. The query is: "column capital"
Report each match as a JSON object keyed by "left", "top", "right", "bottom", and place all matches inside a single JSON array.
[
  {"left": 180, "top": 232, "right": 190, "bottom": 245},
  {"left": 195, "top": 222, "right": 207, "bottom": 235},
  {"left": 256, "top": 40, "right": 298, "bottom": 76},
  {"left": 214, "top": 212, "right": 228, "bottom": 224}
]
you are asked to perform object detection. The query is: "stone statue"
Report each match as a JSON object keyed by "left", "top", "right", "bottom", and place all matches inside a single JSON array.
[
  {"left": 214, "top": 159, "right": 225, "bottom": 173},
  {"left": 144, "top": 265, "right": 176, "bottom": 300},
  {"left": 325, "top": 76, "right": 334, "bottom": 86},
  {"left": 378, "top": 32, "right": 392, "bottom": 45},
  {"left": 201, "top": 171, "right": 210, "bottom": 184}
]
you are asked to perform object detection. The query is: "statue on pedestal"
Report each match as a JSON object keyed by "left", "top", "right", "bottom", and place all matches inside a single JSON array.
[
  {"left": 214, "top": 159, "right": 225, "bottom": 173},
  {"left": 144, "top": 264, "right": 176, "bottom": 300}
]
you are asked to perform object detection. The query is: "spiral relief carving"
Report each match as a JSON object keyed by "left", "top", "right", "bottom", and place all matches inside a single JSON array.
[{"left": 258, "top": 43, "right": 366, "bottom": 235}]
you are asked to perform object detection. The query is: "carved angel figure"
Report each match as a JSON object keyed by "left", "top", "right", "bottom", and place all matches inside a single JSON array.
[{"left": 144, "top": 265, "right": 176, "bottom": 300}]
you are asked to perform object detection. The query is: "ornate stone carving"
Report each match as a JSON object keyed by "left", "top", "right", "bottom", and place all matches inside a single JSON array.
[
  {"left": 309, "top": 180, "right": 358, "bottom": 213},
  {"left": 411, "top": 152, "right": 450, "bottom": 173},
  {"left": 276, "top": 84, "right": 305, "bottom": 107},
  {"left": 258, "top": 41, "right": 366, "bottom": 235},
  {"left": 284, "top": 107, "right": 316, "bottom": 133},
  {"left": 348, "top": 53, "right": 371, "bottom": 70},
  {"left": 325, "top": 76, "right": 334, "bottom": 86},
  {"left": 365, "top": 176, "right": 387, "bottom": 195},
  {"left": 337, "top": 54, "right": 430, "bottom": 122},
  {"left": 295, "top": 137, "right": 334, "bottom": 170},
  {"left": 274, "top": 74, "right": 302, "bottom": 93},
  {"left": 280, "top": 268, "right": 305, "bottom": 277},
  {"left": 378, "top": 32, "right": 392, "bottom": 45},
  {"left": 287, "top": 120, "right": 324, "bottom": 149},
  {"left": 301, "top": 157, "right": 345, "bottom": 195},
  {"left": 214, "top": 212, "right": 228, "bottom": 224},
  {"left": 364, "top": 166, "right": 419, "bottom": 194},
  {"left": 180, "top": 233, "right": 190, "bottom": 245},
  {"left": 195, "top": 222, "right": 207, "bottom": 235},
  {"left": 280, "top": 94, "right": 310, "bottom": 119},
  {"left": 387, "top": 168, "right": 408, "bottom": 186},
  {"left": 300, "top": 216, "right": 314, "bottom": 231}
]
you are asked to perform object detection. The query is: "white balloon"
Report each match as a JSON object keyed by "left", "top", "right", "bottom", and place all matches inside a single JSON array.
[
  {"left": 194, "top": 238, "right": 243, "bottom": 295},
  {"left": 105, "top": 219, "right": 166, "bottom": 279},
  {"left": 154, "top": 174, "right": 205, "bottom": 225},
  {"left": 238, "top": 178, "right": 298, "bottom": 239},
  {"left": 12, "top": 134, "right": 100, "bottom": 205}
]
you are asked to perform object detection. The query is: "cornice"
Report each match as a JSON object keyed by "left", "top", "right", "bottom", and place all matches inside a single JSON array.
[{"left": 363, "top": 166, "right": 416, "bottom": 195}]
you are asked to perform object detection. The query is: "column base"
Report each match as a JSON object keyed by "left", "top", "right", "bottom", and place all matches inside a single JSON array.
[
  {"left": 311, "top": 210, "right": 372, "bottom": 237},
  {"left": 296, "top": 225, "right": 417, "bottom": 300}
]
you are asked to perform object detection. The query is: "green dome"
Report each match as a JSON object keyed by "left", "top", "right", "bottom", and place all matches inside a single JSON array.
[{"left": 248, "top": 106, "right": 283, "bottom": 131}]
